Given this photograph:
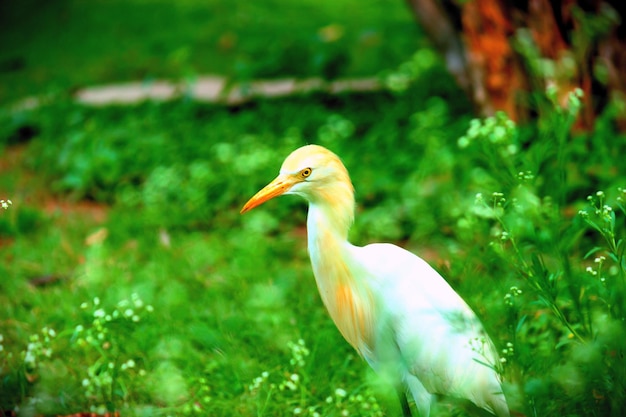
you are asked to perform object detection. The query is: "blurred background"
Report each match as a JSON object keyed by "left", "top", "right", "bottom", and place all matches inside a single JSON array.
[{"left": 1, "top": 0, "right": 626, "bottom": 416}]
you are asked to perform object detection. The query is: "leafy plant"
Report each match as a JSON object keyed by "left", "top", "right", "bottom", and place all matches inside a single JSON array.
[
  {"left": 246, "top": 339, "right": 383, "bottom": 417},
  {"left": 72, "top": 294, "right": 153, "bottom": 414},
  {"left": 453, "top": 88, "right": 626, "bottom": 415}
]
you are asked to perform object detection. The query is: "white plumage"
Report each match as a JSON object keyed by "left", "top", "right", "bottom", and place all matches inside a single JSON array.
[{"left": 241, "top": 144, "right": 509, "bottom": 417}]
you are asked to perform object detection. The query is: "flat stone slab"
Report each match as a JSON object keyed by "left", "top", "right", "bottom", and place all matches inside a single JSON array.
[{"left": 74, "top": 75, "right": 381, "bottom": 106}]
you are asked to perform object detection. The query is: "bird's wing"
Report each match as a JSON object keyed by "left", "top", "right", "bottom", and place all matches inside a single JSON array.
[{"left": 352, "top": 243, "right": 507, "bottom": 415}]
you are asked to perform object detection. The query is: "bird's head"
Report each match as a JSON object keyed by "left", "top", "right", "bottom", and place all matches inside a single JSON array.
[{"left": 240, "top": 144, "right": 354, "bottom": 214}]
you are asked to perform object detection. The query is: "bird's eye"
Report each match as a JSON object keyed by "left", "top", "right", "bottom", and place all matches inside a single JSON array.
[{"left": 300, "top": 168, "right": 312, "bottom": 179}]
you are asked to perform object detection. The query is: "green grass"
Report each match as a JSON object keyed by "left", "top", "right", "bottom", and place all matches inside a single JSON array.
[
  {"left": 2, "top": 0, "right": 626, "bottom": 415},
  {"left": 0, "top": 0, "right": 421, "bottom": 103}
]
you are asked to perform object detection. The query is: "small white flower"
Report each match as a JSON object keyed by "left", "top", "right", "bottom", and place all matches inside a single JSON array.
[
  {"left": 506, "top": 144, "right": 518, "bottom": 155},
  {"left": 24, "top": 351, "right": 35, "bottom": 365},
  {"left": 335, "top": 388, "right": 347, "bottom": 398},
  {"left": 586, "top": 266, "right": 597, "bottom": 276},
  {"left": 458, "top": 136, "right": 470, "bottom": 148}
]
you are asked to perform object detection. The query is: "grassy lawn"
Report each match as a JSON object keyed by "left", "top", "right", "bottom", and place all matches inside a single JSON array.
[
  {"left": 0, "top": 0, "right": 421, "bottom": 103},
  {"left": 2, "top": 0, "right": 626, "bottom": 416}
]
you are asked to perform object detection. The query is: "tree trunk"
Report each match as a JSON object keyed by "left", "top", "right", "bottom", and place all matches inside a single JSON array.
[{"left": 406, "top": 0, "right": 626, "bottom": 129}]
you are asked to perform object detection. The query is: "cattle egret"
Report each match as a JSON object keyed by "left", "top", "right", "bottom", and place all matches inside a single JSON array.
[{"left": 241, "top": 144, "right": 509, "bottom": 417}]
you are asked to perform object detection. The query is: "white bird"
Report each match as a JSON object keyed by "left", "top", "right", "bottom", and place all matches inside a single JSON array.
[{"left": 241, "top": 144, "right": 509, "bottom": 417}]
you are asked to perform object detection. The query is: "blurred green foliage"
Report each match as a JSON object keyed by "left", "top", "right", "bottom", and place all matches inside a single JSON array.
[
  {"left": 1, "top": 0, "right": 626, "bottom": 416},
  {"left": 3, "top": 79, "right": 626, "bottom": 415},
  {"left": 0, "top": 0, "right": 421, "bottom": 103}
]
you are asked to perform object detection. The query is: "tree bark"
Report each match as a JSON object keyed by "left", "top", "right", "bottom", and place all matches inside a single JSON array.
[{"left": 406, "top": 0, "right": 626, "bottom": 129}]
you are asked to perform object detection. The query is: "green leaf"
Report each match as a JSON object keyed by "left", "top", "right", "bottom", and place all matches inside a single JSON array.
[
  {"left": 516, "top": 315, "right": 527, "bottom": 333},
  {"left": 584, "top": 246, "right": 605, "bottom": 259}
]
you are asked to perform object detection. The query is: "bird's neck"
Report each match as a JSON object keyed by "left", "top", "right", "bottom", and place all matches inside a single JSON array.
[
  {"left": 306, "top": 181, "right": 355, "bottom": 284},
  {"left": 306, "top": 189, "right": 375, "bottom": 358}
]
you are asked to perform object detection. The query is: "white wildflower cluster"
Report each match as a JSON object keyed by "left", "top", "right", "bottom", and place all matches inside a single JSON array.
[
  {"left": 248, "top": 338, "right": 383, "bottom": 417},
  {"left": 279, "top": 372, "right": 301, "bottom": 392},
  {"left": 517, "top": 171, "right": 535, "bottom": 182},
  {"left": 468, "top": 336, "right": 489, "bottom": 356},
  {"left": 504, "top": 286, "right": 523, "bottom": 307},
  {"left": 22, "top": 327, "right": 56, "bottom": 371},
  {"left": 500, "top": 342, "right": 515, "bottom": 363},
  {"left": 545, "top": 86, "right": 584, "bottom": 116},
  {"left": 248, "top": 370, "right": 270, "bottom": 393},
  {"left": 492, "top": 192, "right": 506, "bottom": 207},
  {"left": 182, "top": 377, "right": 212, "bottom": 416},
  {"left": 458, "top": 112, "right": 518, "bottom": 156},
  {"left": 567, "top": 87, "right": 585, "bottom": 115},
  {"left": 75, "top": 294, "right": 152, "bottom": 348},
  {"left": 77, "top": 294, "right": 154, "bottom": 345},
  {"left": 590, "top": 191, "right": 612, "bottom": 221},
  {"left": 579, "top": 191, "right": 613, "bottom": 223},
  {"left": 499, "top": 230, "right": 510, "bottom": 242},
  {"left": 293, "top": 405, "right": 322, "bottom": 417},
  {"left": 248, "top": 339, "right": 383, "bottom": 417},
  {"left": 586, "top": 256, "right": 607, "bottom": 284},
  {"left": 0, "top": 199, "right": 11, "bottom": 210},
  {"left": 75, "top": 294, "right": 151, "bottom": 411},
  {"left": 287, "top": 338, "right": 310, "bottom": 368},
  {"left": 473, "top": 192, "right": 508, "bottom": 222},
  {"left": 82, "top": 361, "right": 145, "bottom": 413},
  {"left": 618, "top": 187, "right": 626, "bottom": 204},
  {"left": 248, "top": 339, "right": 310, "bottom": 396},
  {"left": 321, "top": 387, "right": 383, "bottom": 417},
  {"left": 182, "top": 376, "right": 212, "bottom": 415}
]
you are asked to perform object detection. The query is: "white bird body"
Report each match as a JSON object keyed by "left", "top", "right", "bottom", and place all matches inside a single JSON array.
[{"left": 241, "top": 145, "right": 509, "bottom": 417}]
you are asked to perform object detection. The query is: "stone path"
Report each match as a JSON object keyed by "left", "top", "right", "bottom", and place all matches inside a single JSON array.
[{"left": 74, "top": 75, "right": 381, "bottom": 106}]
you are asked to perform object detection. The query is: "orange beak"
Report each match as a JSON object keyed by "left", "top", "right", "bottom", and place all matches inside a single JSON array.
[{"left": 240, "top": 174, "right": 298, "bottom": 214}]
